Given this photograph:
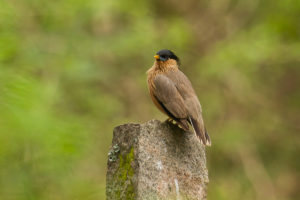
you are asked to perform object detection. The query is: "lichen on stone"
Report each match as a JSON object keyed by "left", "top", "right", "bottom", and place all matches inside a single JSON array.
[{"left": 108, "top": 144, "right": 120, "bottom": 162}]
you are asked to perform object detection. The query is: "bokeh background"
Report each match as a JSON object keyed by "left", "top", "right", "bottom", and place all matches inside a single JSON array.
[{"left": 0, "top": 0, "right": 299, "bottom": 199}]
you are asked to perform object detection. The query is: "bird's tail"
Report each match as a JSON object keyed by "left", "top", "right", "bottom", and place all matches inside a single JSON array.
[{"left": 189, "top": 117, "right": 211, "bottom": 146}]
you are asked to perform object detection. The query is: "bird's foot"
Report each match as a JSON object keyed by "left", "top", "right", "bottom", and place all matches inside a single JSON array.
[
  {"left": 176, "top": 123, "right": 183, "bottom": 129},
  {"left": 166, "top": 118, "right": 175, "bottom": 124},
  {"left": 166, "top": 118, "right": 172, "bottom": 122},
  {"left": 166, "top": 119, "right": 183, "bottom": 129}
]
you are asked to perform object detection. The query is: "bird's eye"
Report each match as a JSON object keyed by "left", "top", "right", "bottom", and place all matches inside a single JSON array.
[{"left": 159, "top": 55, "right": 168, "bottom": 61}]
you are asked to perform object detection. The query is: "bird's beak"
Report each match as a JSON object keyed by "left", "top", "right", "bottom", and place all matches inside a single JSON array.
[{"left": 154, "top": 55, "right": 160, "bottom": 60}]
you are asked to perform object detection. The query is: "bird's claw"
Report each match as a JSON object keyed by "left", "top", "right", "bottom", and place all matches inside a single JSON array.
[{"left": 166, "top": 118, "right": 175, "bottom": 124}]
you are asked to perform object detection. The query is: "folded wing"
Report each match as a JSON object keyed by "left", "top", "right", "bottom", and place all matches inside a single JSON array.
[
  {"left": 156, "top": 71, "right": 211, "bottom": 146},
  {"left": 153, "top": 74, "right": 189, "bottom": 130}
]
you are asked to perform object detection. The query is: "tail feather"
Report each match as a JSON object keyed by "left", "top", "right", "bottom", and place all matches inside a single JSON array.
[
  {"left": 204, "top": 128, "right": 211, "bottom": 146},
  {"left": 189, "top": 117, "right": 211, "bottom": 146}
]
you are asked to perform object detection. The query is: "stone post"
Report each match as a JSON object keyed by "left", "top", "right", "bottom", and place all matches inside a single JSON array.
[{"left": 106, "top": 119, "right": 209, "bottom": 200}]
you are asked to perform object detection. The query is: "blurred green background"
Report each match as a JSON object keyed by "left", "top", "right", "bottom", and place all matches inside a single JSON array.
[{"left": 0, "top": 0, "right": 299, "bottom": 199}]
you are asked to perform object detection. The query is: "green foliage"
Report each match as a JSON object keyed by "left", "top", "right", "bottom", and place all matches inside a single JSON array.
[{"left": 0, "top": 0, "right": 299, "bottom": 199}]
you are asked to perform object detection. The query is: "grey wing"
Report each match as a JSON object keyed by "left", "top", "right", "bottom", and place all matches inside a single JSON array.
[
  {"left": 153, "top": 74, "right": 188, "bottom": 120},
  {"left": 165, "top": 70, "right": 211, "bottom": 145},
  {"left": 164, "top": 70, "right": 202, "bottom": 115}
]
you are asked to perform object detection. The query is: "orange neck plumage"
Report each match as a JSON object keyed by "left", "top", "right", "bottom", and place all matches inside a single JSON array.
[{"left": 150, "top": 59, "right": 178, "bottom": 73}]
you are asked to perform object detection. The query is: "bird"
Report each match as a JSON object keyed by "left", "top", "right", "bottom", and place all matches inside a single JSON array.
[{"left": 147, "top": 49, "right": 211, "bottom": 146}]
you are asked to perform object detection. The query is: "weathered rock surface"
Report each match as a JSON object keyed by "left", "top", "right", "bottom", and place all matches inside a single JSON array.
[{"left": 106, "top": 119, "right": 208, "bottom": 200}]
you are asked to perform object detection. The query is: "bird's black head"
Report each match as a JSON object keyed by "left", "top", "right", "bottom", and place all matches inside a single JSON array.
[{"left": 154, "top": 49, "right": 179, "bottom": 63}]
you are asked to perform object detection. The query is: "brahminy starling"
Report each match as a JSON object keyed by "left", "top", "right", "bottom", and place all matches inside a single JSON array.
[{"left": 147, "top": 49, "right": 211, "bottom": 146}]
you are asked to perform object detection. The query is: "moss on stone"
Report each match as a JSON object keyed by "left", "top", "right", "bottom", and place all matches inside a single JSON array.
[{"left": 115, "top": 147, "right": 135, "bottom": 199}]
